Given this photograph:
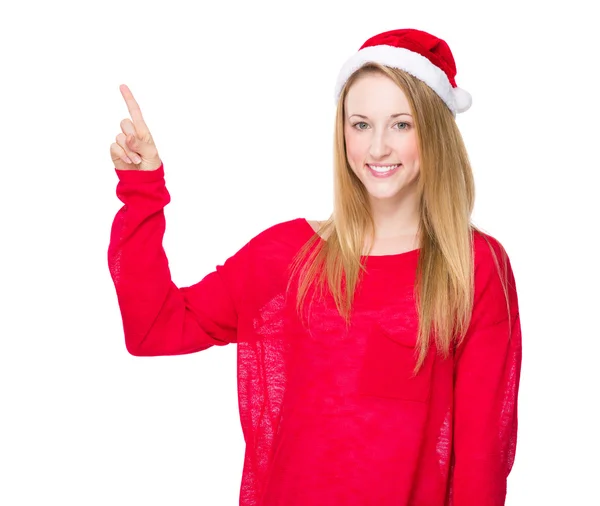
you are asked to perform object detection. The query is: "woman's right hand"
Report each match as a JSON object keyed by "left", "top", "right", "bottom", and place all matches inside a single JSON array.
[{"left": 110, "top": 84, "right": 162, "bottom": 171}]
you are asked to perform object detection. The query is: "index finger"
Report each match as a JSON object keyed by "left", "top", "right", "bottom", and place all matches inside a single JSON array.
[{"left": 119, "top": 84, "right": 150, "bottom": 135}]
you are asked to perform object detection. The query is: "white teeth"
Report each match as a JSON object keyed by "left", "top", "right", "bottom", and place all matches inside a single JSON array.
[{"left": 368, "top": 164, "right": 399, "bottom": 172}]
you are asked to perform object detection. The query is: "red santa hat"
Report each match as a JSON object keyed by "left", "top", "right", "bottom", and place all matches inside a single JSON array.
[{"left": 334, "top": 28, "right": 472, "bottom": 116}]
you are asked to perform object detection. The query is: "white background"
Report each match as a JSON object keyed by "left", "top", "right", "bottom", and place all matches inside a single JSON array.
[{"left": 1, "top": 0, "right": 599, "bottom": 504}]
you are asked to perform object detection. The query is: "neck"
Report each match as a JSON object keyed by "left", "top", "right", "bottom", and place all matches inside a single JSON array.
[{"left": 369, "top": 192, "right": 420, "bottom": 240}]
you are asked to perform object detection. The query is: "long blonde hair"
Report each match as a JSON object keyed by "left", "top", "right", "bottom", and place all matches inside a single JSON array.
[{"left": 285, "top": 63, "right": 511, "bottom": 375}]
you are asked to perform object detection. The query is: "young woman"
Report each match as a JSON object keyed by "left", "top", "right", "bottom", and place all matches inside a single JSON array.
[{"left": 108, "top": 28, "right": 522, "bottom": 506}]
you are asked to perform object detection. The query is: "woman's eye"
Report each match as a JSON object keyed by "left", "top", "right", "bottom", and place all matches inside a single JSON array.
[{"left": 352, "top": 122, "right": 410, "bottom": 130}]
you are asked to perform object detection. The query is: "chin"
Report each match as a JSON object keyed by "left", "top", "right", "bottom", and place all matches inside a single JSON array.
[{"left": 365, "top": 187, "right": 406, "bottom": 200}]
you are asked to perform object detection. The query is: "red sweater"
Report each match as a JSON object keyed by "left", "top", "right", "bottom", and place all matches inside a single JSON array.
[{"left": 108, "top": 163, "right": 522, "bottom": 506}]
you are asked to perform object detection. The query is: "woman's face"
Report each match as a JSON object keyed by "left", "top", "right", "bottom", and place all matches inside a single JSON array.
[{"left": 344, "top": 72, "right": 420, "bottom": 204}]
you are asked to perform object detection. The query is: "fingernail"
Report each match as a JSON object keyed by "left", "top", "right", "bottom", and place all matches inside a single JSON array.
[
  {"left": 123, "top": 156, "right": 133, "bottom": 164},
  {"left": 132, "top": 155, "right": 141, "bottom": 164}
]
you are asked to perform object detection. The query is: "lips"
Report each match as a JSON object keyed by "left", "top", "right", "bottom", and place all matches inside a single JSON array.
[
  {"left": 366, "top": 163, "right": 401, "bottom": 178},
  {"left": 367, "top": 163, "right": 400, "bottom": 171}
]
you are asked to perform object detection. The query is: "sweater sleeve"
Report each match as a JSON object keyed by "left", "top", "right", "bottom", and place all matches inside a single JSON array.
[
  {"left": 107, "top": 162, "right": 251, "bottom": 356},
  {"left": 450, "top": 238, "right": 522, "bottom": 505}
]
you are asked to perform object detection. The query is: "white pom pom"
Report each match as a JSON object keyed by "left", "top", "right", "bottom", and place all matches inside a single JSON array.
[{"left": 453, "top": 87, "right": 472, "bottom": 113}]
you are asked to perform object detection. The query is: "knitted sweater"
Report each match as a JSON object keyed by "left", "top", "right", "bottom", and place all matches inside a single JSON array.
[{"left": 108, "top": 162, "right": 522, "bottom": 506}]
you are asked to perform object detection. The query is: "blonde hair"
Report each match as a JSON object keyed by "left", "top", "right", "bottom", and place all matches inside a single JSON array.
[{"left": 285, "top": 62, "right": 511, "bottom": 375}]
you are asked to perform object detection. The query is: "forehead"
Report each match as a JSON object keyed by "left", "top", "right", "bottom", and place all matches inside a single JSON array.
[{"left": 345, "top": 72, "right": 410, "bottom": 115}]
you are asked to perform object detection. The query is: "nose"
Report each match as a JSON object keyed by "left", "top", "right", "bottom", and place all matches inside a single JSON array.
[{"left": 369, "top": 130, "right": 391, "bottom": 159}]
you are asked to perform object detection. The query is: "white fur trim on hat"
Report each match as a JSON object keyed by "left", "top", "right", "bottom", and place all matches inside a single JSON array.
[{"left": 334, "top": 45, "right": 472, "bottom": 115}]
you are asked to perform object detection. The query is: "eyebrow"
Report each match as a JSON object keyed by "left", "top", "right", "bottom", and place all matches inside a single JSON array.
[{"left": 349, "top": 113, "right": 412, "bottom": 119}]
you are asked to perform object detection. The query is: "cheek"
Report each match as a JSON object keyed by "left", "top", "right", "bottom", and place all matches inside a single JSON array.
[
  {"left": 405, "top": 135, "right": 419, "bottom": 161},
  {"left": 344, "top": 131, "right": 365, "bottom": 166}
]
